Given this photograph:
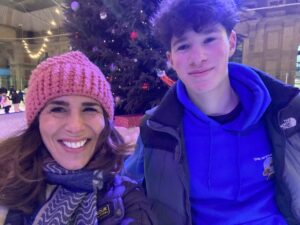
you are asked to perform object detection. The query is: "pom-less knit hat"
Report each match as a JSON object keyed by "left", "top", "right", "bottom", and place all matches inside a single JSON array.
[{"left": 26, "top": 51, "right": 114, "bottom": 124}]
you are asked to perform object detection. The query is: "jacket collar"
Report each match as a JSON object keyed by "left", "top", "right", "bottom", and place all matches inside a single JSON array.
[
  {"left": 147, "top": 84, "right": 183, "bottom": 129},
  {"left": 252, "top": 67, "right": 299, "bottom": 110}
]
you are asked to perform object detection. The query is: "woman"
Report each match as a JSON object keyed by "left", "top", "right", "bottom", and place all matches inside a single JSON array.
[{"left": 0, "top": 51, "right": 155, "bottom": 225}]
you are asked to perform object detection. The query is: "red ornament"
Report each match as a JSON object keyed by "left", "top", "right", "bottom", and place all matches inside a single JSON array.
[
  {"left": 106, "top": 76, "right": 113, "bottom": 82},
  {"left": 130, "top": 31, "right": 138, "bottom": 41},
  {"left": 141, "top": 82, "right": 150, "bottom": 90}
]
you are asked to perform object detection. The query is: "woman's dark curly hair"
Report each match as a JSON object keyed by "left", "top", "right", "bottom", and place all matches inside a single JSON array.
[{"left": 151, "top": 0, "right": 239, "bottom": 48}]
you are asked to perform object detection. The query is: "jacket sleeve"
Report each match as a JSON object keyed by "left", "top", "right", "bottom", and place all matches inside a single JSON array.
[
  {"left": 122, "top": 136, "right": 145, "bottom": 184},
  {"left": 122, "top": 181, "right": 157, "bottom": 225}
]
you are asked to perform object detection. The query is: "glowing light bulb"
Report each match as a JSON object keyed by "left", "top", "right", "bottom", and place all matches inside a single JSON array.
[{"left": 50, "top": 20, "right": 56, "bottom": 26}]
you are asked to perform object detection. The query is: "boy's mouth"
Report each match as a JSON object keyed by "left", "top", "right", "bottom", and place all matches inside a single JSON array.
[{"left": 188, "top": 67, "right": 214, "bottom": 76}]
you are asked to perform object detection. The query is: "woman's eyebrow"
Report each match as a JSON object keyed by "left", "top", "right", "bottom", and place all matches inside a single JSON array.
[
  {"left": 82, "top": 102, "right": 101, "bottom": 107},
  {"left": 47, "top": 101, "right": 69, "bottom": 106}
]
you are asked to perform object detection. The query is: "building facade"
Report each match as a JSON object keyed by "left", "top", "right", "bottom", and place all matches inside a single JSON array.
[
  {"left": 0, "top": 1, "right": 300, "bottom": 89},
  {"left": 0, "top": 3, "right": 68, "bottom": 90},
  {"left": 236, "top": 0, "right": 300, "bottom": 86}
]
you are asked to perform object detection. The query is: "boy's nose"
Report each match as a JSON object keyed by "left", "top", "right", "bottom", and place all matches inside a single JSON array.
[{"left": 189, "top": 46, "right": 208, "bottom": 66}]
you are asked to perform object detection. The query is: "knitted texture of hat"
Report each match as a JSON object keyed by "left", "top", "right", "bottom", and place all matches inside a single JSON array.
[{"left": 25, "top": 51, "right": 114, "bottom": 124}]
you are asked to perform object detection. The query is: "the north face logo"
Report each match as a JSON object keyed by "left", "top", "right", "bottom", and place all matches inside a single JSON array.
[{"left": 280, "top": 117, "right": 297, "bottom": 130}]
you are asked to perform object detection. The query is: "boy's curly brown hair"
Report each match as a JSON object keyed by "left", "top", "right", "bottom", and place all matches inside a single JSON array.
[{"left": 151, "top": 0, "right": 239, "bottom": 49}]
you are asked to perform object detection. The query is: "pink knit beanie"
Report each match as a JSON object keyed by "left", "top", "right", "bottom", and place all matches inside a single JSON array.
[{"left": 26, "top": 51, "right": 114, "bottom": 124}]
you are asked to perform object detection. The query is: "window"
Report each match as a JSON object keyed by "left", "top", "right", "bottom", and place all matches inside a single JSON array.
[
  {"left": 268, "top": 0, "right": 285, "bottom": 5},
  {"left": 286, "top": 0, "right": 300, "bottom": 3},
  {"left": 295, "top": 45, "right": 300, "bottom": 88},
  {"left": 244, "top": 0, "right": 257, "bottom": 8},
  {"left": 296, "top": 46, "right": 300, "bottom": 72}
]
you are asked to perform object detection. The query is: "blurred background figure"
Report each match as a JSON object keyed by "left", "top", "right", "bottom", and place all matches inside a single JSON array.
[
  {"left": 10, "top": 89, "right": 21, "bottom": 112},
  {"left": 0, "top": 88, "right": 11, "bottom": 114},
  {"left": 0, "top": 94, "right": 11, "bottom": 114},
  {"left": 17, "top": 89, "right": 24, "bottom": 104}
]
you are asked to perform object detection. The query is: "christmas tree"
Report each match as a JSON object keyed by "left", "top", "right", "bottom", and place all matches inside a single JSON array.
[{"left": 64, "top": 0, "right": 171, "bottom": 115}]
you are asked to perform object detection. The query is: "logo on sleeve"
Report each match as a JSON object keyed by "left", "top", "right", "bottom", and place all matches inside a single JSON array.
[
  {"left": 97, "top": 204, "right": 111, "bottom": 220},
  {"left": 280, "top": 117, "right": 297, "bottom": 130}
]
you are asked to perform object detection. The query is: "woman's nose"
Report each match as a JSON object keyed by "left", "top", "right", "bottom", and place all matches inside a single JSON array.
[{"left": 65, "top": 112, "right": 85, "bottom": 133}]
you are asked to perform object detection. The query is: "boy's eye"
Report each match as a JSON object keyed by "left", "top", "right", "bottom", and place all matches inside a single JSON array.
[
  {"left": 204, "top": 37, "right": 216, "bottom": 44},
  {"left": 177, "top": 44, "right": 190, "bottom": 51}
]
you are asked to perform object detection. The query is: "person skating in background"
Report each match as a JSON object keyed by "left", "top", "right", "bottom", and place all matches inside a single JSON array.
[
  {"left": 0, "top": 87, "right": 7, "bottom": 109},
  {"left": 17, "top": 89, "right": 24, "bottom": 104},
  {"left": 124, "top": 0, "right": 300, "bottom": 224},
  {"left": 10, "top": 89, "right": 21, "bottom": 113},
  {"left": 0, "top": 51, "right": 156, "bottom": 225},
  {"left": 0, "top": 91, "right": 11, "bottom": 114},
  {"left": 22, "top": 86, "right": 28, "bottom": 103}
]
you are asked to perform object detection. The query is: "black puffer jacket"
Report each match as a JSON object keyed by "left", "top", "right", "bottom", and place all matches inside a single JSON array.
[{"left": 125, "top": 66, "right": 300, "bottom": 225}]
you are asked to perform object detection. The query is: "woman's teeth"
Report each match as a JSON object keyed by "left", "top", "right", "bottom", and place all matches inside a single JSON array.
[{"left": 63, "top": 139, "right": 87, "bottom": 149}]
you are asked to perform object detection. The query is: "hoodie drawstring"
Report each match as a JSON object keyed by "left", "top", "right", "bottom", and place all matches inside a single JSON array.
[
  {"left": 208, "top": 124, "right": 213, "bottom": 190},
  {"left": 236, "top": 132, "right": 241, "bottom": 200}
]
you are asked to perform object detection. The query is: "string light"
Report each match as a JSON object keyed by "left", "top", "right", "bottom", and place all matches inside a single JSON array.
[
  {"left": 14, "top": 3, "right": 65, "bottom": 60},
  {"left": 55, "top": 8, "right": 60, "bottom": 14},
  {"left": 50, "top": 20, "right": 57, "bottom": 26},
  {"left": 22, "top": 39, "right": 48, "bottom": 59},
  {"left": 18, "top": 33, "right": 71, "bottom": 59},
  {"left": 22, "top": 23, "right": 53, "bottom": 59}
]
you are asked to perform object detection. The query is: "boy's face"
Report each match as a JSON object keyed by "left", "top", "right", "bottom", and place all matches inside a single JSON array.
[{"left": 167, "top": 24, "right": 236, "bottom": 97}]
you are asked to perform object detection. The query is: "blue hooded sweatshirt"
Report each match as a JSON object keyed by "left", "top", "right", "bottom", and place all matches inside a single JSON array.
[{"left": 177, "top": 63, "right": 287, "bottom": 224}]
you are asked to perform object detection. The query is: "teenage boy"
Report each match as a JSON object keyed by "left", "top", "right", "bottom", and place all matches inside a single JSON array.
[{"left": 124, "top": 0, "right": 300, "bottom": 224}]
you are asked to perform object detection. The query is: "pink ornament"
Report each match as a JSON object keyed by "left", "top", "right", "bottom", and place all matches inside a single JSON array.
[{"left": 71, "top": 1, "right": 80, "bottom": 12}]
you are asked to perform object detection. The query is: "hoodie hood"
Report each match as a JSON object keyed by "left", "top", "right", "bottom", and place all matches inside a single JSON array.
[{"left": 228, "top": 62, "right": 271, "bottom": 130}]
